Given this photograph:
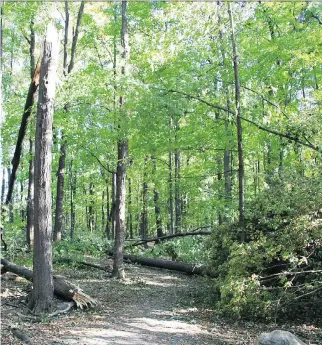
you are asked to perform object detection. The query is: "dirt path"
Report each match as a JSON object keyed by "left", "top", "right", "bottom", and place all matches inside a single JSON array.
[{"left": 1, "top": 259, "right": 321, "bottom": 344}]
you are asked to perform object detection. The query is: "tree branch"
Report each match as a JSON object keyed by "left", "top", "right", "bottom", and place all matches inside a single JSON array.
[
  {"left": 80, "top": 145, "right": 115, "bottom": 174},
  {"left": 167, "top": 89, "right": 320, "bottom": 152}
]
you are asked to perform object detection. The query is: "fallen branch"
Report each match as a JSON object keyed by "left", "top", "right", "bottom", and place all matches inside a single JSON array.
[
  {"left": 125, "top": 230, "right": 212, "bottom": 249},
  {"left": 1, "top": 258, "right": 96, "bottom": 309},
  {"left": 10, "top": 327, "right": 33, "bottom": 344}
]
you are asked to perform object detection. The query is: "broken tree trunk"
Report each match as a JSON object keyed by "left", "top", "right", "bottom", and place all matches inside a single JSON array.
[
  {"left": 107, "top": 252, "right": 216, "bottom": 277},
  {"left": 1, "top": 59, "right": 41, "bottom": 252},
  {"left": 1, "top": 258, "right": 96, "bottom": 309},
  {"left": 125, "top": 230, "right": 212, "bottom": 248},
  {"left": 5, "top": 59, "right": 41, "bottom": 207}
]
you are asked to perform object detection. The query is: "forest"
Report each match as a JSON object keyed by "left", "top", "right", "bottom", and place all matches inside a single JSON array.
[{"left": 0, "top": 1, "right": 321, "bottom": 344}]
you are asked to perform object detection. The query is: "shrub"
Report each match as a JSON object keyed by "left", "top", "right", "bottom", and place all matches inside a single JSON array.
[{"left": 209, "top": 176, "right": 322, "bottom": 321}]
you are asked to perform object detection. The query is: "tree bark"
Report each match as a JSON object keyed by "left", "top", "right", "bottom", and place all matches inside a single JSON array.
[
  {"left": 152, "top": 156, "right": 163, "bottom": 237},
  {"left": 228, "top": 3, "right": 245, "bottom": 234},
  {"left": 88, "top": 182, "right": 95, "bottom": 232},
  {"left": 112, "top": 140, "right": 128, "bottom": 279},
  {"left": 140, "top": 156, "right": 148, "bottom": 241},
  {"left": 105, "top": 178, "right": 111, "bottom": 239},
  {"left": 111, "top": 172, "right": 116, "bottom": 239},
  {"left": 53, "top": 135, "right": 66, "bottom": 242},
  {"left": 29, "top": 23, "right": 59, "bottom": 314},
  {"left": 108, "top": 253, "right": 215, "bottom": 278},
  {"left": 26, "top": 18, "right": 36, "bottom": 250},
  {"left": 168, "top": 151, "right": 174, "bottom": 234},
  {"left": 29, "top": 19, "right": 35, "bottom": 78},
  {"left": 174, "top": 149, "right": 181, "bottom": 233},
  {"left": 1, "top": 168, "right": 5, "bottom": 206},
  {"left": 67, "top": 1, "right": 85, "bottom": 74},
  {"left": 112, "top": 0, "right": 129, "bottom": 279},
  {"left": 128, "top": 177, "right": 133, "bottom": 239},
  {"left": 69, "top": 159, "right": 76, "bottom": 239}
]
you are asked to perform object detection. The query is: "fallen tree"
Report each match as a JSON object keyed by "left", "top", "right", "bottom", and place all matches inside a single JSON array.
[
  {"left": 107, "top": 252, "right": 216, "bottom": 277},
  {"left": 125, "top": 230, "right": 212, "bottom": 249},
  {"left": 1, "top": 258, "right": 96, "bottom": 309}
]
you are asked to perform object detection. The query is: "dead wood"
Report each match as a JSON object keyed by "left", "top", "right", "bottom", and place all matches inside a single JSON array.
[
  {"left": 1, "top": 59, "right": 41, "bottom": 251},
  {"left": 1, "top": 258, "right": 96, "bottom": 309},
  {"left": 107, "top": 252, "right": 216, "bottom": 277},
  {"left": 10, "top": 327, "right": 33, "bottom": 344}
]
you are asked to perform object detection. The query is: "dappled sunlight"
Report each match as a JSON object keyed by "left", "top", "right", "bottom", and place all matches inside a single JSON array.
[
  {"left": 127, "top": 317, "right": 208, "bottom": 335},
  {"left": 66, "top": 328, "right": 151, "bottom": 345}
]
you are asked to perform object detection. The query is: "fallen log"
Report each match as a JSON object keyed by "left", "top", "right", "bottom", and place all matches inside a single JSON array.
[
  {"left": 1, "top": 258, "right": 96, "bottom": 309},
  {"left": 125, "top": 230, "right": 212, "bottom": 249},
  {"left": 108, "top": 252, "right": 216, "bottom": 277}
]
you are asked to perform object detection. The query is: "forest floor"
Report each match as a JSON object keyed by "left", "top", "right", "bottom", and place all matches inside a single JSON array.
[{"left": 1, "top": 258, "right": 321, "bottom": 345}]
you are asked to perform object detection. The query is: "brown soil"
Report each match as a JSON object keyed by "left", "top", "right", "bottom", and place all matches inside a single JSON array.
[{"left": 1, "top": 258, "right": 321, "bottom": 345}]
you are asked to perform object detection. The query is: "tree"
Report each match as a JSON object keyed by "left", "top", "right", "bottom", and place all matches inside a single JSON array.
[
  {"left": 53, "top": 1, "right": 85, "bottom": 242},
  {"left": 112, "top": 0, "right": 129, "bottom": 279},
  {"left": 29, "top": 22, "right": 59, "bottom": 313},
  {"left": 228, "top": 3, "right": 245, "bottom": 232}
]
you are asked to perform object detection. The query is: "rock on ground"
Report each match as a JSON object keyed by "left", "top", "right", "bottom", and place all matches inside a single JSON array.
[{"left": 256, "top": 330, "right": 306, "bottom": 345}]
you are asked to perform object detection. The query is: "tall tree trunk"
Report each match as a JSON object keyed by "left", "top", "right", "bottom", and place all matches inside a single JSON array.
[
  {"left": 101, "top": 189, "right": 105, "bottom": 233},
  {"left": 8, "top": 168, "right": 13, "bottom": 223},
  {"left": 112, "top": 140, "right": 128, "bottom": 279},
  {"left": 4, "top": 62, "right": 40, "bottom": 209},
  {"left": 26, "top": 19, "right": 36, "bottom": 250},
  {"left": 112, "top": 0, "right": 129, "bottom": 279},
  {"left": 128, "top": 177, "right": 133, "bottom": 239},
  {"left": 174, "top": 150, "right": 181, "bottom": 233},
  {"left": 69, "top": 159, "right": 76, "bottom": 239},
  {"left": 53, "top": 1, "right": 84, "bottom": 242},
  {"left": 88, "top": 182, "right": 94, "bottom": 233},
  {"left": 29, "top": 23, "right": 59, "bottom": 314},
  {"left": 20, "top": 181, "right": 25, "bottom": 220},
  {"left": 217, "top": 2, "right": 232, "bottom": 222},
  {"left": 111, "top": 172, "right": 116, "bottom": 239},
  {"left": 1, "top": 168, "right": 5, "bottom": 205},
  {"left": 140, "top": 157, "right": 148, "bottom": 240},
  {"left": 105, "top": 178, "right": 111, "bottom": 239},
  {"left": 152, "top": 156, "right": 163, "bottom": 237},
  {"left": 168, "top": 151, "right": 174, "bottom": 235},
  {"left": 228, "top": 3, "right": 245, "bottom": 234},
  {"left": 53, "top": 135, "right": 66, "bottom": 242}
]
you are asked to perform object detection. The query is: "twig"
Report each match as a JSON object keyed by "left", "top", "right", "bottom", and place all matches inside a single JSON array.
[
  {"left": 80, "top": 145, "right": 115, "bottom": 174},
  {"left": 260, "top": 270, "right": 322, "bottom": 280}
]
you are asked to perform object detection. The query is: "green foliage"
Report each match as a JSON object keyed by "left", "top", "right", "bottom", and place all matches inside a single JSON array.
[
  {"left": 209, "top": 176, "right": 322, "bottom": 321},
  {"left": 53, "top": 234, "right": 110, "bottom": 261},
  {"left": 131, "top": 236, "right": 210, "bottom": 265}
]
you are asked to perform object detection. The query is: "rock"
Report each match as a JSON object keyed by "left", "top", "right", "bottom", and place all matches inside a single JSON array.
[{"left": 256, "top": 330, "right": 306, "bottom": 345}]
